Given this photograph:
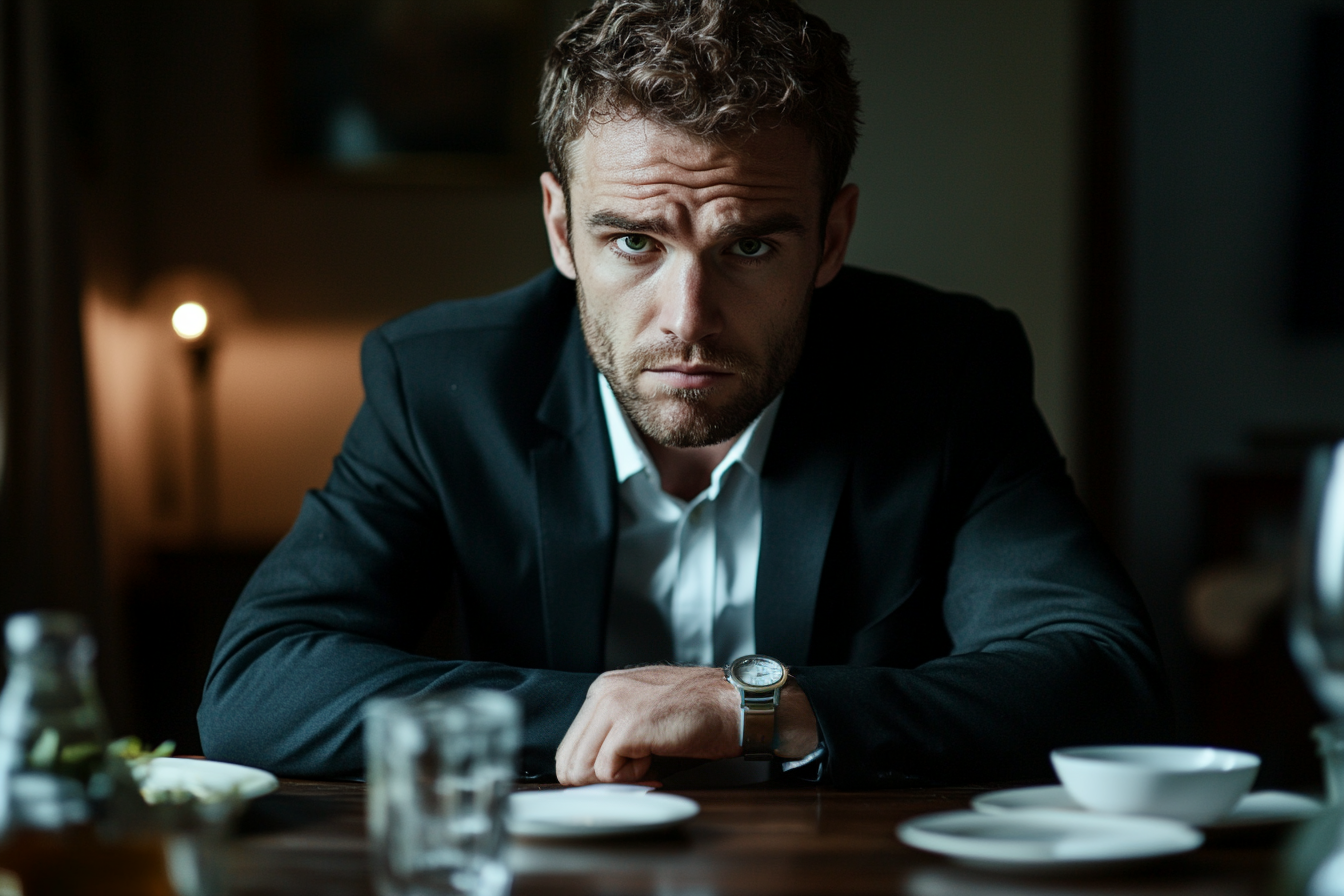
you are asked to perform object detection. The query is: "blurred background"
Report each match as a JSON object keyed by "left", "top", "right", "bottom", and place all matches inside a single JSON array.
[{"left": 1, "top": 0, "right": 1342, "bottom": 787}]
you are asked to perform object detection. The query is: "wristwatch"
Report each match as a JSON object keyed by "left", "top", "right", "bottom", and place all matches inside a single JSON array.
[{"left": 724, "top": 654, "right": 788, "bottom": 760}]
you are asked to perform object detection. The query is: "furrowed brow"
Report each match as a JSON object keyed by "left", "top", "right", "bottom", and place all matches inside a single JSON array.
[
  {"left": 585, "top": 211, "right": 672, "bottom": 236},
  {"left": 717, "top": 213, "right": 807, "bottom": 240}
]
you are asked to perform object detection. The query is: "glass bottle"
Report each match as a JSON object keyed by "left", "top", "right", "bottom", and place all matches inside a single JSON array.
[
  {"left": 0, "top": 611, "right": 174, "bottom": 895},
  {"left": 0, "top": 611, "right": 110, "bottom": 835}
]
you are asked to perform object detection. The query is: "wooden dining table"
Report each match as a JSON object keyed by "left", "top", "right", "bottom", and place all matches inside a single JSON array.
[{"left": 220, "top": 778, "right": 1306, "bottom": 896}]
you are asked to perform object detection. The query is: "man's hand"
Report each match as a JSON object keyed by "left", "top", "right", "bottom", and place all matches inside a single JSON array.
[
  {"left": 556, "top": 666, "right": 738, "bottom": 786},
  {"left": 555, "top": 665, "right": 819, "bottom": 786}
]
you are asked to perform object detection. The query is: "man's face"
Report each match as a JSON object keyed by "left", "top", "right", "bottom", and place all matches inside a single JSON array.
[{"left": 541, "top": 118, "right": 856, "bottom": 449}]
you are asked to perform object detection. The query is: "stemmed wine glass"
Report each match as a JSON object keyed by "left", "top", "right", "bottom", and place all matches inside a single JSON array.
[{"left": 1290, "top": 441, "right": 1344, "bottom": 802}]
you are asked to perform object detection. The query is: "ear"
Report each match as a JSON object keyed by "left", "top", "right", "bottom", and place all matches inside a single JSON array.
[
  {"left": 814, "top": 183, "right": 859, "bottom": 289},
  {"left": 541, "top": 172, "right": 577, "bottom": 280}
]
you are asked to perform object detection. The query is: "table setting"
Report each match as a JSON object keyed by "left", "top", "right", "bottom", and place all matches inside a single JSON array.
[
  {"left": 261, "top": 687, "right": 1324, "bottom": 896},
  {"left": 0, "top": 631, "right": 1338, "bottom": 896},
  {"left": 6, "top": 441, "right": 1344, "bottom": 895}
]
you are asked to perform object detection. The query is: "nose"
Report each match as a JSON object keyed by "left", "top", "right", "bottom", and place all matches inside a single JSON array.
[{"left": 655, "top": 255, "right": 723, "bottom": 346}]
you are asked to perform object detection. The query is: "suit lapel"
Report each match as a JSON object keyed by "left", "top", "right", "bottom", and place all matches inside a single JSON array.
[
  {"left": 532, "top": 307, "right": 615, "bottom": 673},
  {"left": 755, "top": 330, "right": 851, "bottom": 666}
]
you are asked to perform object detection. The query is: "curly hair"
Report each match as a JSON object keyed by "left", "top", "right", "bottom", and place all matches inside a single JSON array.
[{"left": 538, "top": 0, "right": 861, "bottom": 208}]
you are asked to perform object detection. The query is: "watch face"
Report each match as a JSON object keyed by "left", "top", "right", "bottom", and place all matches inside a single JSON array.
[{"left": 732, "top": 656, "right": 784, "bottom": 689}]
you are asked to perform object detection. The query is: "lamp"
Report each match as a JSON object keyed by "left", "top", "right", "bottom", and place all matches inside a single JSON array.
[
  {"left": 172, "top": 298, "right": 217, "bottom": 540},
  {"left": 142, "top": 269, "right": 249, "bottom": 544}
]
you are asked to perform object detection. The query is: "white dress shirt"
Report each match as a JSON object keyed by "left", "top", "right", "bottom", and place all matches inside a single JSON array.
[{"left": 599, "top": 374, "right": 781, "bottom": 670}]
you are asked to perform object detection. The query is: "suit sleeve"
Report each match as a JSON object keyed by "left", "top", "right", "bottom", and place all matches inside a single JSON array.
[
  {"left": 791, "top": 308, "right": 1169, "bottom": 789},
  {"left": 197, "top": 330, "right": 595, "bottom": 779}
]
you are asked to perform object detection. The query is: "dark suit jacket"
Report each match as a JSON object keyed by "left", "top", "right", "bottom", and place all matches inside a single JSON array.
[{"left": 198, "top": 266, "right": 1166, "bottom": 788}]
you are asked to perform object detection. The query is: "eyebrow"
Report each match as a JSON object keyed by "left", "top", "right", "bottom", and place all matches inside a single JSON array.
[
  {"left": 585, "top": 212, "right": 673, "bottom": 236},
  {"left": 584, "top": 210, "right": 807, "bottom": 240}
]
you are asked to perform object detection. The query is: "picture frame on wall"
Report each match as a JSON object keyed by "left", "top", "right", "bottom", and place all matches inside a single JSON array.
[{"left": 259, "top": 0, "right": 549, "bottom": 186}]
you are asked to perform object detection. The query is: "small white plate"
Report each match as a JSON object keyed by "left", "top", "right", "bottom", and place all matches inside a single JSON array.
[
  {"left": 140, "top": 757, "right": 280, "bottom": 802},
  {"left": 508, "top": 786, "right": 700, "bottom": 838},
  {"left": 898, "top": 809, "right": 1203, "bottom": 870},
  {"left": 971, "top": 785, "right": 1322, "bottom": 829}
]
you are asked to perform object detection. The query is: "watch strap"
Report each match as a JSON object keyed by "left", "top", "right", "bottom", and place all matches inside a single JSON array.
[{"left": 740, "top": 690, "right": 780, "bottom": 760}]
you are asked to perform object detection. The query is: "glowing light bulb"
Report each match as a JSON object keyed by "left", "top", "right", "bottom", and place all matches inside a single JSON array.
[{"left": 172, "top": 302, "right": 209, "bottom": 340}]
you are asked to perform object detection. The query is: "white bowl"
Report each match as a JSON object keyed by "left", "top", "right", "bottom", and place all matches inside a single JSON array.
[{"left": 1050, "top": 745, "right": 1260, "bottom": 825}]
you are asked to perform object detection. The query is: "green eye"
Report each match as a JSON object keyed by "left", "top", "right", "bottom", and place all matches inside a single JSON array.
[
  {"left": 619, "top": 235, "right": 651, "bottom": 253},
  {"left": 734, "top": 239, "right": 768, "bottom": 257}
]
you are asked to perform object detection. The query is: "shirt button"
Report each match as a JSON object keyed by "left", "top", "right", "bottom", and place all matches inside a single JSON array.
[{"left": 689, "top": 505, "right": 703, "bottom": 524}]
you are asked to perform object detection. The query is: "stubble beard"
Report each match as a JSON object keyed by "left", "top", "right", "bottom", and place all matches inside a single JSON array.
[{"left": 577, "top": 278, "right": 810, "bottom": 449}]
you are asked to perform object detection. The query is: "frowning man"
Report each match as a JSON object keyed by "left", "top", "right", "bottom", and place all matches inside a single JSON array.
[{"left": 200, "top": 0, "right": 1166, "bottom": 788}]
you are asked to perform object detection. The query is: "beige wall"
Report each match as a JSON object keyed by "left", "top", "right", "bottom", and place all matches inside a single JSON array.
[
  {"left": 83, "top": 283, "right": 368, "bottom": 589},
  {"left": 806, "top": 0, "right": 1080, "bottom": 461}
]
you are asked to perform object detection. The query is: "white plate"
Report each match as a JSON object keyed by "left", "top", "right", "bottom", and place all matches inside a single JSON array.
[
  {"left": 898, "top": 809, "right": 1203, "bottom": 870},
  {"left": 971, "top": 785, "right": 1322, "bottom": 828},
  {"left": 139, "top": 757, "right": 280, "bottom": 802},
  {"left": 508, "top": 785, "right": 700, "bottom": 838}
]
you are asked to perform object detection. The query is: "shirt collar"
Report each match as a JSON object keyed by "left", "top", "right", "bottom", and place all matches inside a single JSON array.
[{"left": 597, "top": 373, "right": 781, "bottom": 493}]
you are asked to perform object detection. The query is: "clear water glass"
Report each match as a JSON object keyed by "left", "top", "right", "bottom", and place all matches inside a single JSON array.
[{"left": 365, "top": 690, "right": 520, "bottom": 896}]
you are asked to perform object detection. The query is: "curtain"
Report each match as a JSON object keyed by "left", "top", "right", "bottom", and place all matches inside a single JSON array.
[{"left": 0, "top": 0, "right": 121, "bottom": 717}]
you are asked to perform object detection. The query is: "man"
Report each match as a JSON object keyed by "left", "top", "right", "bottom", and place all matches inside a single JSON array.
[{"left": 199, "top": 0, "right": 1166, "bottom": 789}]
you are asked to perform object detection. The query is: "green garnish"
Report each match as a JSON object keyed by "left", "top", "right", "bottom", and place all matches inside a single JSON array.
[
  {"left": 107, "top": 736, "right": 176, "bottom": 763},
  {"left": 58, "top": 742, "right": 102, "bottom": 767},
  {"left": 27, "top": 728, "right": 59, "bottom": 769}
]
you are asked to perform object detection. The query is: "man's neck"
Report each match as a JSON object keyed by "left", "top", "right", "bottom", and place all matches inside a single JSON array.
[{"left": 642, "top": 436, "right": 739, "bottom": 502}]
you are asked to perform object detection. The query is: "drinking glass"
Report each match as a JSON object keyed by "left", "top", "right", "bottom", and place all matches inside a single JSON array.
[
  {"left": 1291, "top": 441, "right": 1344, "bottom": 801},
  {"left": 364, "top": 690, "right": 520, "bottom": 896}
]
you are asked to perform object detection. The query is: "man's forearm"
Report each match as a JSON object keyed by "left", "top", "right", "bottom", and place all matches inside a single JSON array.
[
  {"left": 200, "top": 621, "right": 596, "bottom": 779},
  {"left": 792, "top": 630, "right": 1168, "bottom": 789}
]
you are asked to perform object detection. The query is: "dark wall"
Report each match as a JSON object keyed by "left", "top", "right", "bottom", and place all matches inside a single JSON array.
[
  {"left": 76, "top": 0, "right": 584, "bottom": 324},
  {"left": 1126, "top": 0, "right": 1344, "bottom": 731}
]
